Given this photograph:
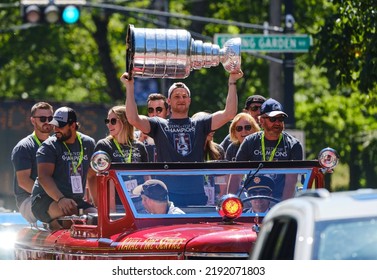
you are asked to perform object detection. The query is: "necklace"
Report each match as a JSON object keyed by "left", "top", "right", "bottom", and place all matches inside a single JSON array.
[
  {"left": 62, "top": 132, "right": 83, "bottom": 173},
  {"left": 113, "top": 138, "right": 132, "bottom": 163},
  {"left": 261, "top": 132, "right": 282, "bottom": 161}
]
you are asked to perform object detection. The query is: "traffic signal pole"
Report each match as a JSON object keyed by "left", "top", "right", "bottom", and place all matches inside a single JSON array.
[
  {"left": 283, "top": 0, "right": 295, "bottom": 128},
  {"left": 20, "top": 0, "right": 85, "bottom": 24}
]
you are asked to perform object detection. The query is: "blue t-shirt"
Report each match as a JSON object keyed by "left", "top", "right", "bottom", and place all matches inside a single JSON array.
[
  {"left": 148, "top": 115, "right": 212, "bottom": 162},
  {"left": 236, "top": 131, "right": 303, "bottom": 199},
  {"left": 32, "top": 132, "right": 95, "bottom": 199},
  {"left": 94, "top": 138, "right": 149, "bottom": 163},
  {"left": 11, "top": 134, "right": 40, "bottom": 207}
]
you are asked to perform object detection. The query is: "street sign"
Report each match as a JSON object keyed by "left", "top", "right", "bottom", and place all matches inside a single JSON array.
[{"left": 214, "top": 34, "right": 312, "bottom": 53}]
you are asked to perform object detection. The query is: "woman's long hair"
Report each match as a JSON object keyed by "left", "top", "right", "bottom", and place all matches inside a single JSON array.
[
  {"left": 106, "top": 105, "right": 134, "bottom": 145},
  {"left": 192, "top": 111, "right": 223, "bottom": 161}
]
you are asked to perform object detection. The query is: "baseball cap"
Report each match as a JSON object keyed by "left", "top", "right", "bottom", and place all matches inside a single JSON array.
[
  {"left": 245, "top": 176, "right": 275, "bottom": 196},
  {"left": 260, "top": 98, "right": 288, "bottom": 118},
  {"left": 168, "top": 82, "right": 191, "bottom": 99},
  {"left": 244, "top": 95, "right": 266, "bottom": 109},
  {"left": 132, "top": 179, "right": 168, "bottom": 202},
  {"left": 49, "top": 106, "right": 77, "bottom": 128}
]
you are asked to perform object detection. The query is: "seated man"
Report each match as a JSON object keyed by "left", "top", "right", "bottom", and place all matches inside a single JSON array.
[
  {"left": 245, "top": 175, "right": 275, "bottom": 214},
  {"left": 133, "top": 179, "right": 185, "bottom": 214}
]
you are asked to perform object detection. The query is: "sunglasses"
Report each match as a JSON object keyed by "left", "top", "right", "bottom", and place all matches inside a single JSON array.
[
  {"left": 235, "top": 125, "right": 252, "bottom": 132},
  {"left": 147, "top": 107, "right": 163, "bottom": 114},
  {"left": 104, "top": 118, "right": 117, "bottom": 125},
  {"left": 249, "top": 190, "right": 272, "bottom": 196},
  {"left": 248, "top": 105, "right": 261, "bottom": 112},
  {"left": 265, "top": 116, "right": 285, "bottom": 123},
  {"left": 34, "top": 116, "right": 53, "bottom": 123}
]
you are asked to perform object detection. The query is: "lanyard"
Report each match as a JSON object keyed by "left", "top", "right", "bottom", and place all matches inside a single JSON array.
[
  {"left": 113, "top": 138, "right": 132, "bottom": 163},
  {"left": 261, "top": 133, "right": 282, "bottom": 161},
  {"left": 32, "top": 131, "right": 42, "bottom": 146},
  {"left": 63, "top": 132, "right": 83, "bottom": 174}
]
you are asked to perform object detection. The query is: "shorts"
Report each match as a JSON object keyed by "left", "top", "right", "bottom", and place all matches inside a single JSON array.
[
  {"left": 31, "top": 194, "right": 94, "bottom": 223},
  {"left": 19, "top": 197, "right": 37, "bottom": 224}
]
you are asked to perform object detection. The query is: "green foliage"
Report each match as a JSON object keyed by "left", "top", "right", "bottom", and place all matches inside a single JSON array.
[
  {"left": 0, "top": 0, "right": 376, "bottom": 188},
  {"left": 314, "top": 0, "right": 377, "bottom": 93}
]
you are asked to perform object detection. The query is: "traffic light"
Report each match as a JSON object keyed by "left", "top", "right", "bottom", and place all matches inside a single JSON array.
[{"left": 21, "top": 0, "right": 86, "bottom": 24}]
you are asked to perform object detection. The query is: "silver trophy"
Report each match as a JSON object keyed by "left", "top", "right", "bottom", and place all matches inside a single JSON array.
[{"left": 126, "top": 24, "right": 241, "bottom": 79}]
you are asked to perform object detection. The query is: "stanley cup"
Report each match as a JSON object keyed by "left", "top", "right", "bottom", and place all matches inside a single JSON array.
[{"left": 126, "top": 24, "right": 241, "bottom": 79}]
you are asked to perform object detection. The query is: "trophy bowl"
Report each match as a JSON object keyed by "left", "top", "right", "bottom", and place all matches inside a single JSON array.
[{"left": 126, "top": 24, "right": 241, "bottom": 79}]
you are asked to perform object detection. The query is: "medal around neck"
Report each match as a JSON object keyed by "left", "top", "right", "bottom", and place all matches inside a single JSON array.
[{"left": 126, "top": 24, "right": 241, "bottom": 79}]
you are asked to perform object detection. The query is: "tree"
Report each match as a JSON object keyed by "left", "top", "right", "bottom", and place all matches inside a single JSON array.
[
  {"left": 314, "top": 0, "right": 377, "bottom": 93},
  {"left": 1, "top": 0, "right": 376, "bottom": 190}
]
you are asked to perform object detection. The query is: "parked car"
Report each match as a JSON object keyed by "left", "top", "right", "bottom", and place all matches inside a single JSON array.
[
  {"left": 251, "top": 188, "right": 377, "bottom": 260},
  {"left": 14, "top": 148, "right": 338, "bottom": 260}
]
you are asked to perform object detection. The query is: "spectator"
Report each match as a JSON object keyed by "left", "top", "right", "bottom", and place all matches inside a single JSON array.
[
  {"left": 11, "top": 102, "right": 54, "bottom": 223},
  {"left": 121, "top": 69, "right": 243, "bottom": 206},
  {"left": 132, "top": 179, "right": 185, "bottom": 214},
  {"left": 31, "top": 106, "right": 97, "bottom": 230},
  {"left": 243, "top": 94, "right": 267, "bottom": 123},
  {"left": 225, "top": 112, "right": 260, "bottom": 161},
  {"left": 87, "top": 105, "right": 149, "bottom": 211},
  {"left": 137, "top": 93, "right": 170, "bottom": 162},
  {"left": 220, "top": 94, "right": 266, "bottom": 151},
  {"left": 228, "top": 98, "right": 303, "bottom": 200}
]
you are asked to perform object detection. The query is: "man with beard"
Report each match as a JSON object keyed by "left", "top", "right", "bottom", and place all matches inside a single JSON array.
[
  {"left": 228, "top": 98, "right": 303, "bottom": 200},
  {"left": 11, "top": 102, "right": 54, "bottom": 224},
  {"left": 31, "top": 106, "right": 97, "bottom": 230}
]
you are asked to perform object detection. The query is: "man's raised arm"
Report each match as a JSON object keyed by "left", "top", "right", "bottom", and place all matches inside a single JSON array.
[
  {"left": 120, "top": 72, "right": 151, "bottom": 134},
  {"left": 211, "top": 70, "right": 244, "bottom": 131}
]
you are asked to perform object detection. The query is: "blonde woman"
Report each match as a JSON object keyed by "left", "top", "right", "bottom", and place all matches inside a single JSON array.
[
  {"left": 87, "top": 105, "right": 149, "bottom": 211},
  {"left": 225, "top": 113, "right": 260, "bottom": 161}
]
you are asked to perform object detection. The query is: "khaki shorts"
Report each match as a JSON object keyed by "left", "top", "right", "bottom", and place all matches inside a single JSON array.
[{"left": 19, "top": 197, "right": 37, "bottom": 223}]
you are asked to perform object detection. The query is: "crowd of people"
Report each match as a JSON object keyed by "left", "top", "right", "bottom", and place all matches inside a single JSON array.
[{"left": 11, "top": 68, "right": 303, "bottom": 229}]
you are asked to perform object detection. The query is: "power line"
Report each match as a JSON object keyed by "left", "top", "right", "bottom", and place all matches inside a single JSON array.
[{"left": 84, "top": 2, "right": 284, "bottom": 33}]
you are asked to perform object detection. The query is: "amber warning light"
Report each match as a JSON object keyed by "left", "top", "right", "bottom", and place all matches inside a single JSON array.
[{"left": 217, "top": 194, "right": 243, "bottom": 220}]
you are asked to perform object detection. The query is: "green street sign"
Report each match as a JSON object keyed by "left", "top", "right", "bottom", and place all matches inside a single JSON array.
[{"left": 214, "top": 34, "right": 313, "bottom": 53}]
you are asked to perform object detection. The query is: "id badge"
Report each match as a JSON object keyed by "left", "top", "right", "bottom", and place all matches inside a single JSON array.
[
  {"left": 71, "top": 174, "right": 83, "bottom": 194},
  {"left": 125, "top": 179, "right": 138, "bottom": 193},
  {"left": 204, "top": 181, "right": 215, "bottom": 206}
]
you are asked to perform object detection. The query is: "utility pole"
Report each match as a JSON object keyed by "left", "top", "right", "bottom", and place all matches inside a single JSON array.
[
  {"left": 152, "top": 0, "right": 170, "bottom": 96},
  {"left": 283, "top": 0, "right": 295, "bottom": 128},
  {"left": 268, "top": 0, "right": 282, "bottom": 101}
]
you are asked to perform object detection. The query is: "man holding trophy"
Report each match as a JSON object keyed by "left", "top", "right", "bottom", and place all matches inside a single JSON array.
[{"left": 120, "top": 25, "right": 243, "bottom": 206}]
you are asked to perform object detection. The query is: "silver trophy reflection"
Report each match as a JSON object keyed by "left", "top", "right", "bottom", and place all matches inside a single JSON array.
[{"left": 126, "top": 24, "right": 241, "bottom": 79}]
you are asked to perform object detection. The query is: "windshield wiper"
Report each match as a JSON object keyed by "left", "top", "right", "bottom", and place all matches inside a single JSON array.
[{"left": 237, "top": 163, "right": 264, "bottom": 197}]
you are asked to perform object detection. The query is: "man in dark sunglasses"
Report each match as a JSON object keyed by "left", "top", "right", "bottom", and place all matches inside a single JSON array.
[
  {"left": 137, "top": 93, "right": 170, "bottom": 162},
  {"left": 229, "top": 98, "right": 303, "bottom": 201},
  {"left": 243, "top": 94, "right": 266, "bottom": 122},
  {"left": 11, "top": 102, "right": 54, "bottom": 224},
  {"left": 146, "top": 93, "right": 169, "bottom": 118},
  {"left": 30, "top": 106, "right": 97, "bottom": 230}
]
